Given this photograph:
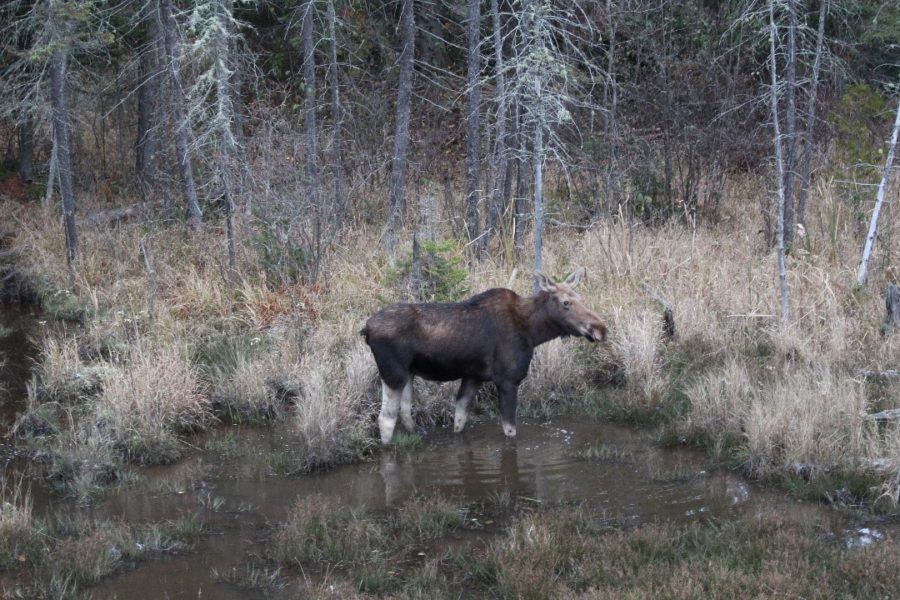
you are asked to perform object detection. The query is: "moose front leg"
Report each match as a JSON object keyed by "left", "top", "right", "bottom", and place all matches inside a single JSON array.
[
  {"left": 497, "top": 382, "right": 519, "bottom": 438},
  {"left": 453, "top": 378, "right": 481, "bottom": 433}
]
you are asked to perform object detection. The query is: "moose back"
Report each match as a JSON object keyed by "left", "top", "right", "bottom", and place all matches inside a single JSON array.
[{"left": 361, "top": 269, "right": 607, "bottom": 444}]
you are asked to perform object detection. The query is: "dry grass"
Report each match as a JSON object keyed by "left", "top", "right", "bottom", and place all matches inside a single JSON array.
[
  {"left": 95, "top": 345, "right": 210, "bottom": 464},
  {"left": 269, "top": 495, "right": 900, "bottom": 599},
  {"left": 3, "top": 170, "right": 900, "bottom": 504}
]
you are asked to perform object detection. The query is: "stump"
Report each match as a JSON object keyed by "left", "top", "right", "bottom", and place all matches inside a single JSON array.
[{"left": 884, "top": 284, "right": 900, "bottom": 334}]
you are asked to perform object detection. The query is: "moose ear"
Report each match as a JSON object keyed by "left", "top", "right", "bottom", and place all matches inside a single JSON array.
[
  {"left": 563, "top": 267, "right": 585, "bottom": 289},
  {"left": 534, "top": 272, "right": 554, "bottom": 292}
]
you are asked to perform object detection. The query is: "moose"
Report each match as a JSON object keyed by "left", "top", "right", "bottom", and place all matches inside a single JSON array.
[{"left": 361, "top": 268, "right": 607, "bottom": 444}]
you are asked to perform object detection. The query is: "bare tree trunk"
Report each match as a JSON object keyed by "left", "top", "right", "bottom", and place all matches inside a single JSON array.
[
  {"left": 513, "top": 100, "right": 527, "bottom": 255},
  {"left": 782, "top": 0, "right": 798, "bottom": 248},
  {"left": 533, "top": 118, "right": 544, "bottom": 290},
  {"left": 464, "top": 0, "right": 482, "bottom": 249},
  {"left": 44, "top": 131, "right": 57, "bottom": 209},
  {"left": 215, "top": 0, "right": 236, "bottom": 272},
  {"left": 857, "top": 96, "right": 900, "bottom": 287},
  {"left": 603, "top": 0, "right": 619, "bottom": 216},
  {"left": 327, "top": 0, "right": 345, "bottom": 231},
  {"left": 49, "top": 17, "right": 77, "bottom": 264},
  {"left": 385, "top": 0, "right": 415, "bottom": 256},
  {"left": 796, "top": 0, "right": 827, "bottom": 229},
  {"left": 136, "top": 14, "right": 160, "bottom": 193},
  {"left": 768, "top": 0, "right": 789, "bottom": 324},
  {"left": 303, "top": 0, "right": 321, "bottom": 281},
  {"left": 159, "top": 0, "right": 203, "bottom": 229},
  {"left": 486, "top": 0, "right": 507, "bottom": 244},
  {"left": 17, "top": 114, "right": 34, "bottom": 184}
]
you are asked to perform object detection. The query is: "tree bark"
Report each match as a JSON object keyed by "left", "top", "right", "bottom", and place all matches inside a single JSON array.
[
  {"left": 215, "top": 0, "right": 236, "bottom": 271},
  {"left": 857, "top": 96, "right": 900, "bottom": 286},
  {"left": 464, "top": 0, "right": 482, "bottom": 249},
  {"left": 303, "top": 0, "right": 321, "bottom": 281},
  {"left": 17, "top": 114, "right": 34, "bottom": 184},
  {"left": 159, "top": 0, "right": 203, "bottom": 229},
  {"left": 533, "top": 116, "right": 544, "bottom": 291},
  {"left": 513, "top": 100, "right": 527, "bottom": 255},
  {"left": 385, "top": 0, "right": 415, "bottom": 256},
  {"left": 796, "top": 0, "right": 827, "bottom": 229},
  {"left": 327, "top": 0, "right": 345, "bottom": 231},
  {"left": 486, "top": 0, "right": 507, "bottom": 244},
  {"left": 768, "top": 0, "right": 789, "bottom": 324},
  {"left": 136, "top": 13, "right": 160, "bottom": 192},
  {"left": 782, "top": 0, "right": 798, "bottom": 248},
  {"left": 49, "top": 15, "right": 77, "bottom": 265}
]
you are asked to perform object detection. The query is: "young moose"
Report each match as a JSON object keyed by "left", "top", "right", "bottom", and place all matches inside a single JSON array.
[{"left": 361, "top": 269, "right": 607, "bottom": 444}]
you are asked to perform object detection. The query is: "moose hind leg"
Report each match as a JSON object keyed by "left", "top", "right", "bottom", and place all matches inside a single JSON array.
[
  {"left": 379, "top": 380, "right": 404, "bottom": 444},
  {"left": 399, "top": 380, "right": 415, "bottom": 432},
  {"left": 453, "top": 379, "right": 481, "bottom": 433},
  {"left": 498, "top": 382, "right": 518, "bottom": 437}
]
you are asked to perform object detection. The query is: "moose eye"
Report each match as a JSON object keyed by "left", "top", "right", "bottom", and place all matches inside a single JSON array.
[{"left": 563, "top": 300, "right": 571, "bottom": 308}]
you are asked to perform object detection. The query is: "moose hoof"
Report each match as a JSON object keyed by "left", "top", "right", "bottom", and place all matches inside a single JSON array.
[{"left": 502, "top": 422, "right": 517, "bottom": 437}]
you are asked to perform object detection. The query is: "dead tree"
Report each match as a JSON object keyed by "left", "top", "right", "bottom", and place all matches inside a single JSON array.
[
  {"left": 158, "top": 0, "right": 203, "bottom": 229},
  {"left": 857, "top": 96, "right": 900, "bottom": 287},
  {"left": 49, "top": 0, "right": 77, "bottom": 264},
  {"left": 795, "top": 0, "right": 828, "bottom": 229},
  {"left": 768, "top": 0, "right": 789, "bottom": 324},
  {"left": 385, "top": 0, "right": 415, "bottom": 256},
  {"left": 486, "top": 0, "right": 508, "bottom": 245},
  {"left": 464, "top": 0, "right": 482, "bottom": 250},
  {"left": 302, "top": 0, "right": 321, "bottom": 280}
]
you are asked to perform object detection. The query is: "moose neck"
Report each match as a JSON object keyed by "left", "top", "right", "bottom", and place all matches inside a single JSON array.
[{"left": 521, "top": 292, "right": 568, "bottom": 347}]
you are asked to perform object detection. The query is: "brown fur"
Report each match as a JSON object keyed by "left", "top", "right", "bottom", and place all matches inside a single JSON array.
[{"left": 363, "top": 269, "right": 607, "bottom": 442}]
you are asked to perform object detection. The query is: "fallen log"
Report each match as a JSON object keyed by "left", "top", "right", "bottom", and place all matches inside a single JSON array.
[
  {"left": 857, "top": 369, "right": 900, "bottom": 379},
  {"left": 867, "top": 408, "right": 900, "bottom": 422},
  {"left": 82, "top": 204, "right": 139, "bottom": 226}
]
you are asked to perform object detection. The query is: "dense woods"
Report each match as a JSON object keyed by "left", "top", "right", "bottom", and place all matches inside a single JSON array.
[
  {"left": 1, "top": 0, "right": 896, "bottom": 262},
  {"left": 1, "top": 1, "right": 900, "bottom": 595}
]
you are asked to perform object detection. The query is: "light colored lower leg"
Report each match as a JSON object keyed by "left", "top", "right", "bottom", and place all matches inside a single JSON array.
[
  {"left": 501, "top": 420, "right": 517, "bottom": 437},
  {"left": 453, "top": 381, "right": 479, "bottom": 433},
  {"left": 378, "top": 381, "right": 402, "bottom": 444},
  {"left": 399, "top": 381, "right": 414, "bottom": 431}
]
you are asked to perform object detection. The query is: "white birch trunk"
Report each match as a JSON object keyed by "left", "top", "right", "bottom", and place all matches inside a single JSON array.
[{"left": 857, "top": 96, "right": 900, "bottom": 286}]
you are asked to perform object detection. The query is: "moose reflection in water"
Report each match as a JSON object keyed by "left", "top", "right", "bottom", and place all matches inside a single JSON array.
[{"left": 362, "top": 268, "right": 607, "bottom": 443}]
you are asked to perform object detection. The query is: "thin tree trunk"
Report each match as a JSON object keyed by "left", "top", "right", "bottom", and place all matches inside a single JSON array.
[
  {"left": 603, "top": 0, "right": 618, "bottom": 216},
  {"left": 782, "top": 0, "right": 798, "bottom": 248},
  {"left": 327, "top": 0, "right": 345, "bottom": 231},
  {"left": 533, "top": 119, "right": 544, "bottom": 291},
  {"left": 464, "top": 0, "right": 482, "bottom": 249},
  {"left": 303, "top": 0, "right": 321, "bottom": 281},
  {"left": 857, "top": 96, "right": 900, "bottom": 286},
  {"left": 18, "top": 114, "right": 34, "bottom": 184},
  {"left": 796, "top": 0, "right": 827, "bottom": 229},
  {"left": 135, "top": 15, "right": 160, "bottom": 192},
  {"left": 49, "top": 29, "right": 77, "bottom": 264},
  {"left": 513, "top": 100, "right": 526, "bottom": 254},
  {"left": 44, "top": 131, "right": 57, "bottom": 209},
  {"left": 159, "top": 0, "right": 203, "bottom": 229},
  {"left": 386, "top": 0, "right": 415, "bottom": 256},
  {"left": 486, "top": 0, "right": 507, "bottom": 244},
  {"left": 215, "top": 0, "right": 236, "bottom": 271},
  {"left": 768, "top": 0, "right": 789, "bottom": 324}
]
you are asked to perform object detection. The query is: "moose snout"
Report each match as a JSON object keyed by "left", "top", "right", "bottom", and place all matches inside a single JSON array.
[{"left": 586, "top": 321, "right": 607, "bottom": 343}]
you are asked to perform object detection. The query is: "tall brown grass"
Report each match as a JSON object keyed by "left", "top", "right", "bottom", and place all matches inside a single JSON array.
[{"left": 2, "top": 169, "right": 899, "bottom": 504}]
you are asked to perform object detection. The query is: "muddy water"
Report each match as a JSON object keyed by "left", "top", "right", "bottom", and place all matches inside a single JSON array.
[
  {"left": 0, "top": 307, "right": 891, "bottom": 599},
  {"left": 85, "top": 421, "right": 883, "bottom": 599},
  {"left": 0, "top": 303, "right": 38, "bottom": 428}
]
